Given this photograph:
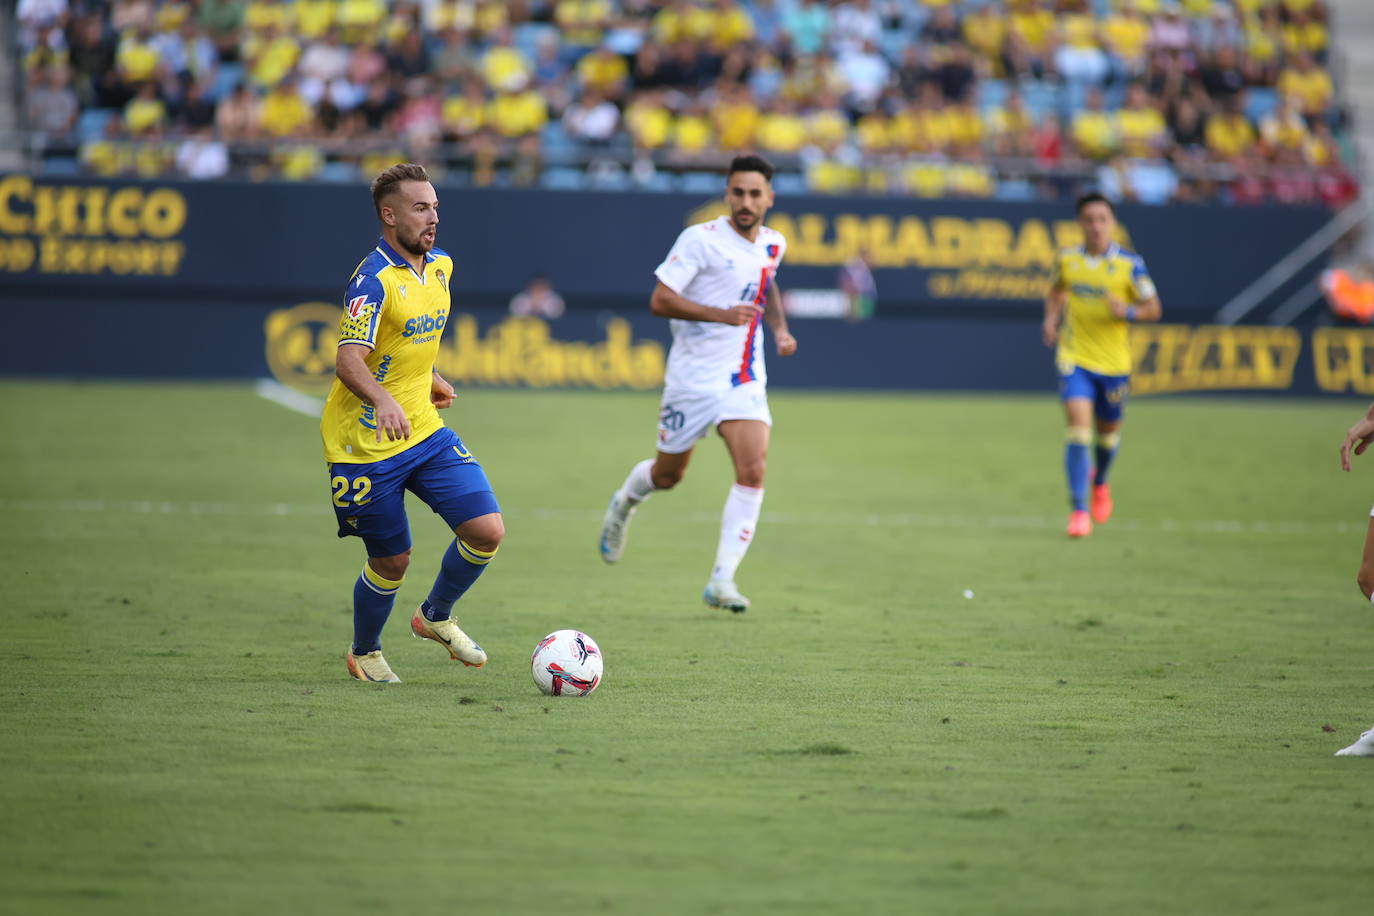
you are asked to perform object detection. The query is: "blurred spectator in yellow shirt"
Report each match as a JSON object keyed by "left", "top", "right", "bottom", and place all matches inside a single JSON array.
[
  {"left": 654, "top": 0, "right": 714, "bottom": 46},
  {"left": 855, "top": 108, "right": 892, "bottom": 155},
  {"left": 245, "top": 23, "right": 300, "bottom": 88},
  {"left": 1281, "top": 10, "right": 1328, "bottom": 59},
  {"left": 293, "top": 0, "right": 338, "bottom": 40},
  {"left": 756, "top": 98, "right": 808, "bottom": 155},
  {"left": 442, "top": 80, "right": 489, "bottom": 142},
  {"left": 1115, "top": 83, "right": 1167, "bottom": 156},
  {"left": 1007, "top": 0, "right": 1055, "bottom": 78},
  {"left": 243, "top": 0, "right": 290, "bottom": 32},
  {"left": 1277, "top": 53, "right": 1333, "bottom": 118},
  {"left": 1260, "top": 94, "right": 1310, "bottom": 154},
  {"left": 1102, "top": 2, "right": 1151, "bottom": 78},
  {"left": 1204, "top": 96, "right": 1257, "bottom": 160},
  {"left": 482, "top": 29, "right": 533, "bottom": 92},
  {"left": 709, "top": 0, "right": 756, "bottom": 52},
  {"left": 986, "top": 90, "right": 1035, "bottom": 157},
  {"left": 123, "top": 81, "right": 167, "bottom": 134},
  {"left": 488, "top": 87, "right": 547, "bottom": 139},
  {"left": 576, "top": 44, "right": 629, "bottom": 99},
  {"left": 671, "top": 98, "right": 714, "bottom": 159},
  {"left": 115, "top": 24, "right": 161, "bottom": 86},
  {"left": 259, "top": 77, "right": 314, "bottom": 137},
  {"left": 1071, "top": 88, "right": 1118, "bottom": 159},
  {"left": 555, "top": 0, "right": 613, "bottom": 59},
  {"left": 625, "top": 90, "right": 673, "bottom": 150},
  {"left": 962, "top": 3, "right": 1008, "bottom": 75},
  {"left": 713, "top": 83, "right": 760, "bottom": 151}
]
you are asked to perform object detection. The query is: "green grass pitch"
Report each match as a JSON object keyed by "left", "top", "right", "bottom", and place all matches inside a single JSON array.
[{"left": 2, "top": 380, "right": 1372, "bottom": 915}]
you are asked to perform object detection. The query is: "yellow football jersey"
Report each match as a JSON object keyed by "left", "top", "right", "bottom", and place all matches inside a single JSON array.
[
  {"left": 321, "top": 239, "right": 454, "bottom": 464},
  {"left": 1053, "top": 244, "right": 1157, "bottom": 376}
]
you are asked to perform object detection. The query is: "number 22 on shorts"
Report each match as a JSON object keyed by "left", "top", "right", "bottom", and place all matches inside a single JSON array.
[{"left": 331, "top": 475, "right": 373, "bottom": 507}]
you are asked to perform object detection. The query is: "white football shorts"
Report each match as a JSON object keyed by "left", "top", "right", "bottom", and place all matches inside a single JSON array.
[{"left": 655, "top": 381, "right": 772, "bottom": 454}]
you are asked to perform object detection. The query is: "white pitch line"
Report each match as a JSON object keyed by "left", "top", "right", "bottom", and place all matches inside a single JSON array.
[
  {"left": 255, "top": 378, "right": 324, "bottom": 417},
  {"left": 0, "top": 498, "right": 1361, "bottom": 536}
]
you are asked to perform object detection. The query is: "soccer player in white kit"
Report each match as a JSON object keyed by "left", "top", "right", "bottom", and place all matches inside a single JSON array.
[
  {"left": 1335, "top": 401, "right": 1374, "bottom": 756},
  {"left": 599, "top": 155, "right": 797, "bottom": 612}
]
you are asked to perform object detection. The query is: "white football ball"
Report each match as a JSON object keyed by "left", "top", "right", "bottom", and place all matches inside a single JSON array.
[{"left": 530, "top": 629, "right": 603, "bottom": 697}]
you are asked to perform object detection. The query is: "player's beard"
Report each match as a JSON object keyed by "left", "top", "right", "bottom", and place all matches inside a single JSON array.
[
  {"left": 397, "top": 225, "right": 435, "bottom": 257},
  {"left": 730, "top": 209, "right": 758, "bottom": 233}
]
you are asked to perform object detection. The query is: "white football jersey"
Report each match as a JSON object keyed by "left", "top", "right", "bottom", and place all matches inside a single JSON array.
[{"left": 653, "top": 216, "right": 787, "bottom": 392}]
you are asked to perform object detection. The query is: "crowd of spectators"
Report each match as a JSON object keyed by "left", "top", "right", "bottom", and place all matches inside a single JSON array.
[{"left": 13, "top": 0, "right": 1361, "bottom": 206}]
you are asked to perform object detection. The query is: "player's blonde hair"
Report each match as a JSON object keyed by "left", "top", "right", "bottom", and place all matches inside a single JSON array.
[{"left": 371, "top": 163, "right": 431, "bottom": 217}]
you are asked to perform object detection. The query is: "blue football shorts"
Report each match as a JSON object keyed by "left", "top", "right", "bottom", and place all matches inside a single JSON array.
[
  {"left": 327, "top": 426, "right": 500, "bottom": 558},
  {"left": 1059, "top": 364, "right": 1130, "bottom": 422}
]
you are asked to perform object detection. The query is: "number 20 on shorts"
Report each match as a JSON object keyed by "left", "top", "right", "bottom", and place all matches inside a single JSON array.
[{"left": 331, "top": 475, "right": 372, "bottom": 507}]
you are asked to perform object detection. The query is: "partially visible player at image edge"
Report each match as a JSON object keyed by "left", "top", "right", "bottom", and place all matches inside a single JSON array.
[
  {"left": 599, "top": 153, "right": 798, "bottom": 612},
  {"left": 1333, "top": 401, "right": 1374, "bottom": 757},
  {"left": 1043, "top": 192, "right": 1162, "bottom": 538},
  {"left": 321, "top": 162, "right": 504, "bottom": 683}
]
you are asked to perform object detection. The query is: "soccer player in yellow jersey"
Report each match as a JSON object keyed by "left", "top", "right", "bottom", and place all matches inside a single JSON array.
[
  {"left": 323, "top": 163, "right": 504, "bottom": 683},
  {"left": 1042, "top": 193, "right": 1162, "bottom": 538}
]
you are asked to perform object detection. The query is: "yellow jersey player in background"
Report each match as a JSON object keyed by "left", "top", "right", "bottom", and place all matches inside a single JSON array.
[
  {"left": 1042, "top": 192, "right": 1162, "bottom": 539},
  {"left": 322, "top": 162, "right": 504, "bottom": 683}
]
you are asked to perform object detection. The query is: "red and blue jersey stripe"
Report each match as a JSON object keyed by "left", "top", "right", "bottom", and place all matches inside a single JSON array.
[{"left": 731, "top": 266, "right": 771, "bottom": 387}]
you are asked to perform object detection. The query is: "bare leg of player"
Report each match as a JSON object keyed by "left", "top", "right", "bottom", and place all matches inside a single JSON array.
[
  {"left": 705, "top": 420, "right": 770, "bottom": 612},
  {"left": 1336, "top": 517, "right": 1374, "bottom": 757},
  {"left": 599, "top": 450, "right": 693, "bottom": 564}
]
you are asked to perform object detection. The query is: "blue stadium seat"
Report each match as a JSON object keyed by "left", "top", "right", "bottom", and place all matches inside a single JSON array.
[
  {"left": 1244, "top": 88, "right": 1279, "bottom": 124},
  {"left": 76, "top": 108, "right": 115, "bottom": 142},
  {"left": 772, "top": 172, "right": 808, "bottom": 196},
  {"left": 587, "top": 168, "right": 632, "bottom": 191},
  {"left": 637, "top": 171, "right": 677, "bottom": 193},
  {"left": 680, "top": 171, "right": 722, "bottom": 194},
  {"left": 1019, "top": 80, "right": 1059, "bottom": 120},
  {"left": 318, "top": 161, "right": 358, "bottom": 182},
  {"left": 995, "top": 178, "right": 1037, "bottom": 202},
  {"left": 977, "top": 79, "right": 1010, "bottom": 114},
  {"left": 43, "top": 156, "right": 81, "bottom": 176},
  {"left": 514, "top": 23, "right": 558, "bottom": 59},
  {"left": 539, "top": 167, "right": 586, "bottom": 190},
  {"left": 209, "top": 63, "right": 244, "bottom": 103}
]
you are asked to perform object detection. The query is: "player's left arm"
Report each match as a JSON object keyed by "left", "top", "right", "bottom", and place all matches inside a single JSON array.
[
  {"left": 1107, "top": 256, "right": 1163, "bottom": 322},
  {"left": 431, "top": 368, "right": 455, "bottom": 409},
  {"left": 765, "top": 279, "right": 797, "bottom": 357}
]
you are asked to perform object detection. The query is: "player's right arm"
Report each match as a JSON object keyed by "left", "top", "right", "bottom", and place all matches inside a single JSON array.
[
  {"left": 1043, "top": 253, "right": 1067, "bottom": 347},
  {"left": 651, "top": 226, "right": 757, "bottom": 326},
  {"left": 649, "top": 281, "right": 758, "bottom": 326},
  {"left": 335, "top": 271, "right": 410, "bottom": 443},
  {"left": 336, "top": 344, "right": 410, "bottom": 443},
  {"left": 1340, "top": 400, "right": 1374, "bottom": 471}
]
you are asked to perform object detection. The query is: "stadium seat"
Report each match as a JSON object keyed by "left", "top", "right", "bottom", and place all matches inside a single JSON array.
[
  {"left": 680, "top": 171, "right": 722, "bottom": 194},
  {"left": 42, "top": 156, "right": 81, "bottom": 176},
  {"left": 75, "top": 109, "right": 115, "bottom": 142},
  {"left": 977, "top": 80, "right": 1010, "bottom": 115},
  {"left": 772, "top": 173, "right": 808, "bottom": 196},
  {"left": 1019, "top": 80, "right": 1059, "bottom": 121},
  {"left": 208, "top": 63, "right": 245, "bottom": 103},
  {"left": 994, "top": 178, "right": 1037, "bottom": 202},
  {"left": 514, "top": 23, "right": 557, "bottom": 59},
  {"left": 1244, "top": 88, "right": 1280, "bottom": 125},
  {"left": 539, "top": 167, "right": 586, "bottom": 191},
  {"left": 636, "top": 171, "right": 677, "bottom": 193},
  {"left": 318, "top": 161, "right": 358, "bottom": 182}
]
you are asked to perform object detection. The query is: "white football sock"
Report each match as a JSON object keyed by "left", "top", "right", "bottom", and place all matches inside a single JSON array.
[
  {"left": 621, "top": 458, "right": 656, "bottom": 504},
  {"left": 711, "top": 483, "right": 764, "bottom": 584}
]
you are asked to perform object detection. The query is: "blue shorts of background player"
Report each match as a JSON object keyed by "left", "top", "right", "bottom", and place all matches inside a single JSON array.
[
  {"left": 329, "top": 426, "right": 500, "bottom": 558},
  {"left": 1059, "top": 364, "right": 1129, "bottom": 422}
]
